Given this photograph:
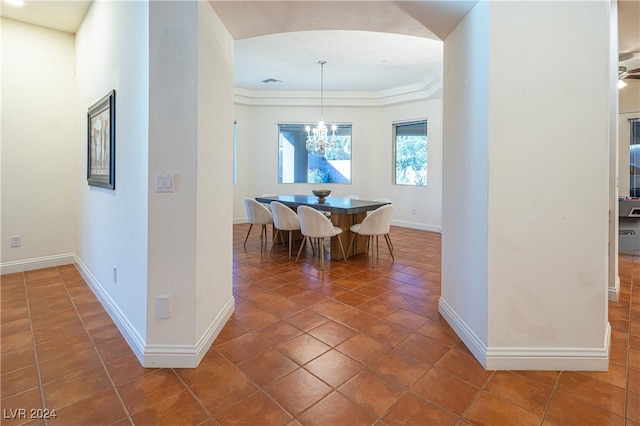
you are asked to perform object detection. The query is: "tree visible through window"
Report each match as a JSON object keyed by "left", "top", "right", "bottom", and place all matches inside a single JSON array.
[
  {"left": 278, "top": 124, "right": 352, "bottom": 184},
  {"left": 393, "top": 120, "right": 427, "bottom": 186}
]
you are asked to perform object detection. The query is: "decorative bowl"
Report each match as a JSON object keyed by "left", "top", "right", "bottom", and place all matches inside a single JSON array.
[{"left": 312, "top": 189, "right": 331, "bottom": 203}]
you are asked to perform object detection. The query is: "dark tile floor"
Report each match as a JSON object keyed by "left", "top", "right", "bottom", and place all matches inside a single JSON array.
[{"left": 1, "top": 224, "right": 638, "bottom": 425}]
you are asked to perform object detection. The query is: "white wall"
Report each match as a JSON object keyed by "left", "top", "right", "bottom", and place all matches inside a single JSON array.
[
  {"left": 233, "top": 104, "right": 251, "bottom": 221},
  {"left": 194, "top": 1, "right": 235, "bottom": 343},
  {"left": 1, "top": 0, "right": 234, "bottom": 368},
  {"left": 233, "top": 95, "right": 443, "bottom": 232},
  {"left": 75, "top": 0, "right": 150, "bottom": 351},
  {"left": 441, "top": 1, "right": 611, "bottom": 370},
  {"left": 147, "top": 0, "right": 200, "bottom": 350},
  {"left": 440, "top": 1, "right": 490, "bottom": 351},
  {"left": 144, "top": 1, "right": 234, "bottom": 366},
  {"left": 1, "top": 19, "right": 76, "bottom": 269},
  {"left": 487, "top": 1, "right": 609, "bottom": 353}
]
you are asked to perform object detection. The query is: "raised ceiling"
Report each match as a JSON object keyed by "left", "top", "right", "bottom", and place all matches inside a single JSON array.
[
  {"left": 234, "top": 30, "right": 444, "bottom": 92},
  {"left": 211, "top": 0, "right": 474, "bottom": 92},
  {"left": 2, "top": 0, "right": 638, "bottom": 91}
]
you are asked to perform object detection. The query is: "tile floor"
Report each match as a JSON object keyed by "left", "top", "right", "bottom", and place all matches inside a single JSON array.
[{"left": 1, "top": 224, "right": 638, "bottom": 425}]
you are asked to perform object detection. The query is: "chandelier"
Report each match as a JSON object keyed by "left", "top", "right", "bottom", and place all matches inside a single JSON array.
[{"left": 306, "top": 60, "right": 337, "bottom": 156}]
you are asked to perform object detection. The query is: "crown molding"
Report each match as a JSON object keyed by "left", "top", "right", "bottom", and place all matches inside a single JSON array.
[{"left": 234, "top": 74, "right": 443, "bottom": 107}]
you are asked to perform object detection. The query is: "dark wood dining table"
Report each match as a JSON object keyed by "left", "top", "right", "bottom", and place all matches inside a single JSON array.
[{"left": 255, "top": 195, "right": 390, "bottom": 260}]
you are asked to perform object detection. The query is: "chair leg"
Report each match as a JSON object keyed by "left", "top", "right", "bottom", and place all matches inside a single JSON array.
[
  {"left": 347, "top": 233, "right": 356, "bottom": 259},
  {"left": 384, "top": 234, "right": 395, "bottom": 260},
  {"left": 369, "top": 235, "right": 374, "bottom": 268},
  {"left": 295, "top": 236, "right": 307, "bottom": 262},
  {"left": 260, "top": 224, "right": 268, "bottom": 250},
  {"left": 319, "top": 237, "right": 325, "bottom": 271},
  {"left": 243, "top": 224, "right": 253, "bottom": 248},
  {"left": 337, "top": 235, "right": 347, "bottom": 262},
  {"left": 271, "top": 229, "right": 280, "bottom": 253},
  {"left": 288, "top": 231, "right": 293, "bottom": 260}
]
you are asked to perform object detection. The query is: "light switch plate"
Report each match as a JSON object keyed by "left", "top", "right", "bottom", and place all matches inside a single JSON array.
[{"left": 155, "top": 174, "right": 174, "bottom": 193}]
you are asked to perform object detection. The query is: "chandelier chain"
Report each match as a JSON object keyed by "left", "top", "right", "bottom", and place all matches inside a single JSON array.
[
  {"left": 306, "top": 60, "right": 337, "bottom": 156},
  {"left": 320, "top": 60, "right": 325, "bottom": 120}
]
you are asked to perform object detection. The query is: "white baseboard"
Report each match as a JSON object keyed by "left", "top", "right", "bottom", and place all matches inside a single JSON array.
[
  {"left": 608, "top": 276, "right": 620, "bottom": 302},
  {"left": 75, "top": 255, "right": 235, "bottom": 368},
  {"left": 142, "top": 297, "right": 235, "bottom": 368},
  {"left": 74, "top": 255, "right": 147, "bottom": 362},
  {"left": 1, "top": 253, "right": 75, "bottom": 275},
  {"left": 438, "top": 297, "right": 488, "bottom": 366},
  {"left": 439, "top": 297, "right": 611, "bottom": 371},
  {"left": 390, "top": 219, "right": 441, "bottom": 233}
]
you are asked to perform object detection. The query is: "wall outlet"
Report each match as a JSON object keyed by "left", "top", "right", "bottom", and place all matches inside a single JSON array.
[
  {"left": 156, "top": 295, "right": 171, "bottom": 319},
  {"left": 411, "top": 209, "right": 417, "bottom": 216},
  {"left": 10, "top": 235, "right": 21, "bottom": 247},
  {"left": 113, "top": 266, "right": 117, "bottom": 283}
]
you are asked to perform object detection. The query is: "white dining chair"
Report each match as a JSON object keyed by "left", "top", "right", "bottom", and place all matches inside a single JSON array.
[
  {"left": 295, "top": 205, "right": 347, "bottom": 270},
  {"left": 371, "top": 198, "right": 393, "bottom": 249},
  {"left": 243, "top": 198, "right": 273, "bottom": 250},
  {"left": 348, "top": 204, "right": 394, "bottom": 267},
  {"left": 270, "top": 201, "right": 304, "bottom": 259}
]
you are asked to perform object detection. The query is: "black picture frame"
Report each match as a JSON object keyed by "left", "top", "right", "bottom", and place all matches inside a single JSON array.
[{"left": 87, "top": 90, "right": 115, "bottom": 189}]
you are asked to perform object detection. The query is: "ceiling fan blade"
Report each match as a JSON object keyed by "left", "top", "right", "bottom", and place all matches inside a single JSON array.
[
  {"left": 627, "top": 68, "right": 640, "bottom": 75},
  {"left": 625, "top": 75, "right": 640, "bottom": 80}
]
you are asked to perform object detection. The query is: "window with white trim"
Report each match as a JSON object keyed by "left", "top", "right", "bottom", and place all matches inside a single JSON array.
[
  {"left": 278, "top": 123, "right": 352, "bottom": 184},
  {"left": 393, "top": 120, "right": 427, "bottom": 186}
]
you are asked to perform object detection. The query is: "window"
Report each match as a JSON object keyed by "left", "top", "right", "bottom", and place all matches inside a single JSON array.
[
  {"left": 278, "top": 123, "right": 352, "bottom": 184},
  {"left": 630, "top": 119, "right": 640, "bottom": 196},
  {"left": 393, "top": 120, "right": 427, "bottom": 186}
]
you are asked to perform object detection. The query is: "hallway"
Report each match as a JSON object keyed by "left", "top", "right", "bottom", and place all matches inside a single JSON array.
[{"left": 1, "top": 224, "right": 638, "bottom": 425}]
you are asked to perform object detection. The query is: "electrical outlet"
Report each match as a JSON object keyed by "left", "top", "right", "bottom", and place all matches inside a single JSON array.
[
  {"left": 113, "top": 266, "right": 117, "bottom": 283},
  {"left": 411, "top": 209, "right": 417, "bottom": 216},
  {"left": 10, "top": 235, "right": 21, "bottom": 247}
]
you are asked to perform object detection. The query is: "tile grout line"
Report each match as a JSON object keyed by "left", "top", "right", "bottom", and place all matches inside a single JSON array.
[
  {"left": 11, "top": 226, "right": 631, "bottom": 424},
  {"left": 171, "top": 368, "right": 221, "bottom": 426},
  {"left": 213, "top": 308, "right": 395, "bottom": 424},
  {"left": 540, "top": 369, "right": 563, "bottom": 425},
  {"left": 23, "top": 271, "right": 50, "bottom": 426},
  {"left": 230, "top": 236, "right": 467, "bottom": 424},
  {"left": 238, "top": 227, "right": 510, "bottom": 423},
  {"left": 57, "top": 265, "right": 133, "bottom": 425}
]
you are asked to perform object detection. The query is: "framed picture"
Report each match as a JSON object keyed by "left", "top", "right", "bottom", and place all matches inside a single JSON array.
[{"left": 87, "top": 90, "right": 115, "bottom": 189}]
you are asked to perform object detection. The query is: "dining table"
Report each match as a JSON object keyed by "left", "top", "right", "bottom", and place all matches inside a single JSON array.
[{"left": 255, "top": 194, "right": 390, "bottom": 260}]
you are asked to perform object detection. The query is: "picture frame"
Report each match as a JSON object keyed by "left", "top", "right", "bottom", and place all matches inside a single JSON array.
[{"left": 87, "top": 90, "right": 115, "bottom": 189}]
